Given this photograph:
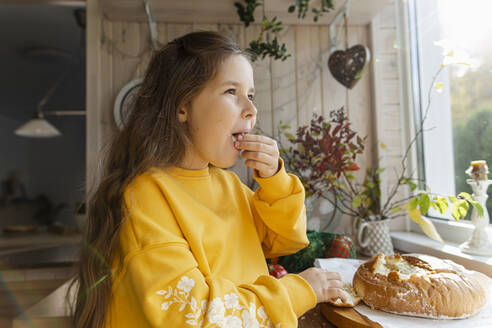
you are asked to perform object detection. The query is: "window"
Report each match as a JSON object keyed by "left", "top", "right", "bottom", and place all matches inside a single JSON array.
[{"left": 409, "top": 0, "right": 492, "bottom": 225}]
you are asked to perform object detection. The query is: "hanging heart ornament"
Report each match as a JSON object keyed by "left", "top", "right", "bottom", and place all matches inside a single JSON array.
[{"left": 328, "top": 44, "right": 371, "bottom": 89}]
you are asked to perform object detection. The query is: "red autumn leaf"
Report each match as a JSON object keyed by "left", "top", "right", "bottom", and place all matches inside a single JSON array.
[
  {"left": 346, "top": 163, "right": 360, "bottom": 171},
  {"left": 281, "top": 108, "right": 366, "bottom": 199}
]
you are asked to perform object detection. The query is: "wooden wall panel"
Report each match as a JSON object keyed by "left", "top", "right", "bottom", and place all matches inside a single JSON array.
[
  {"left": 137, "top": 22, "right": 152, "bottom": 76},
  {"left": 192, "top": 24, "right": 219, "bottom": 32},
  {"left": 370, "top": 0, "right": 407, "bottom": 232},
  {"left": 321, "top": 27, "right": 347, "bottom": 117},
  {"left": 348, "top": 25, "right": 373, "bottom": 182},
  {"left": 166, "top": 23, "right": 193, "bottom": 42},
  {"left": 98, "top": 0, "right": 390, "bottom": 25},
  {"left": 296, "top": 26, "right": 322, "bottom": 127},
  {"left": 271, "top": 26, "right": 298, "bottom": 151},
  {"left": 99, "top": 19, "right": 115, "bottom": 159},
  {"left": 112, "top": 22, "right": 141, "bottom": 98},
  {"left": 86, "top": 0, "right": 102, "bottom": 191},
  {"left": 218, "top": 24, "right": 245, "bottom": 49},
  {"left": 157, "top": 24, "right": 168, "bottom": 45}
]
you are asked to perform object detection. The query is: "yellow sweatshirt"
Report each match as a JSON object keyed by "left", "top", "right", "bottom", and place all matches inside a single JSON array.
[{"left": 106, "top": 158, "right": 317, "bottom": 328}]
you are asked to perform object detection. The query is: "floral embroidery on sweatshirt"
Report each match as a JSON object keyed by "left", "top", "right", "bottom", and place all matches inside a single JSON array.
[{"left": 156, "top": 276, "right": 281, "bottom": 328}]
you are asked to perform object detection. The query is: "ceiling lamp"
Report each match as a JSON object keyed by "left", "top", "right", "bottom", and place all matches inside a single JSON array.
[
  {"left": 15, "top": 116, "right": 61, "bottom": 138},
  {"left": 14, "top": 48, "right": 85, "bottom": 138}
]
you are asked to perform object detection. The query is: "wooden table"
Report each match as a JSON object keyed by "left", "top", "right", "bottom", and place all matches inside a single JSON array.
[{"left": 299, "top": 304, "right": 336, "bottom": 328}]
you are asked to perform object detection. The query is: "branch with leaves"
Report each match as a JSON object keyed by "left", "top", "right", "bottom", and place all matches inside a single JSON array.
[
  {"left": 278, "top": 103, "right": 482, "bottom": 243},
  {"left": 345, "top": 47, "right": 482, "bottom": 243},
  {"left": 235, "top": 0, "right": 335, "bottom": 61},
  {"left": 288, "top": 0, "right": 335, "bottom": 22},
  {"left": 277, "top": 108, "right": 367, "bottom": 225}
]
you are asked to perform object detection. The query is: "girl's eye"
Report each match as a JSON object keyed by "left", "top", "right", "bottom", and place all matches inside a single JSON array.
[{"left": 226, "top": 89, "right": 254, "bottom": 101}]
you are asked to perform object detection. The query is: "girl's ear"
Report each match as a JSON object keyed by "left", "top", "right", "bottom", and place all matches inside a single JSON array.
[{"left": 178, "top": 108, "right": 187, "bottom": 123}]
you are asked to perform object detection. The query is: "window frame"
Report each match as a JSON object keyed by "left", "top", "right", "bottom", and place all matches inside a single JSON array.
[{"left": 392, "top": 0, "right": 492, "bottom": 247}]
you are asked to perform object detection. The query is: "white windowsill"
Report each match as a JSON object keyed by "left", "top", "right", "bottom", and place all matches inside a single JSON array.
[
  {"left": 415, "top": 216, "right": 492, "bottom": 244},
  {"left": 391, "top": 231, "right": 492, "bottom": 277}
]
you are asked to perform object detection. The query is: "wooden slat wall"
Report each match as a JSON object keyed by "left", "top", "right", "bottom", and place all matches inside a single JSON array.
[
  {"left": 97, "top": 0, "right": 390, "bottom": 25},
  {"left": 87, "top": 0, "right": 376, "bottom": 232},
  {"left": 370, "top": 0, "right": 407, "bottom": 232}
]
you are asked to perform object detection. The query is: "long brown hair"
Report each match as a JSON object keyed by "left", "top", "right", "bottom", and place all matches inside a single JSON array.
[{"left": 69, "top": 31, "right": 249, "bottom": 328}]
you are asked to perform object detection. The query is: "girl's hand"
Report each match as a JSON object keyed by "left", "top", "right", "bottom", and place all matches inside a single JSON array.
[
  {"left": 297, "top": 267, "right": 349, "bottom": 304},
  {"left": 235, "top": 133, "right": 280, "bottom": 178}
]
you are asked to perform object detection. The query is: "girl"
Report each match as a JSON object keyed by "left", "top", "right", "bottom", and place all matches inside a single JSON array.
[{"left": 71, "top": 31, "right": 348, "bottom": 328}]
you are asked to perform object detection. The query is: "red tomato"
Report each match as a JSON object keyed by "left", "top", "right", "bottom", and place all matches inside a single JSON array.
[{"left": 268, "top": 264, "right": 288, "bottom": 278}]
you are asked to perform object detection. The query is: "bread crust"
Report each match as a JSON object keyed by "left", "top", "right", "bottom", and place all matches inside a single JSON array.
[{"left": 353, "top": 254, "right": 487, "bottom": 318}]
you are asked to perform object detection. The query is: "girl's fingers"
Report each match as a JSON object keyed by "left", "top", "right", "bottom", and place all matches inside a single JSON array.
[
  {"left": 322, "top": 272, "right": 343, "bottom": 281},
  {"left": 239, "top": 133, "right": 276, "bottom": 146},
  {"left": 325, "top": 288, "right": 350, "bottom": 303},
  {"left": 242, "top": 152, "right": 276, "bottom": 175},
  {"left": 321, "top": 271, "right": 348, "bottom": 303},
  {"left": 241, "top": 150, "right": 273, "bottom": 164},
  {"left": 244, "top": 159, "right": 271, "bottom": 173},
  {"left": 237, "top": 133, "right": 280, "bottom": 178},
  {"left": 235, "top": 140, "right": 277, "bottom": 156},
  {"left": 324, "top": 279, "right": 343, "bottom": 289}
]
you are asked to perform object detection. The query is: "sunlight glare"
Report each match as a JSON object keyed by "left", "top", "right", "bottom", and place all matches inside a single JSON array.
[{"left": 437, "top": 0, "right": 492, "bottom": 55}]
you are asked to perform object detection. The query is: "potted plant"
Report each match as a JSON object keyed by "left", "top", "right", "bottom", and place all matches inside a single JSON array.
[
  {"left": 277, "top": 108, "right": 365, "bottom": 230},
  {"left": 278, "top": 102, "right": 482, "bottom": 255}
]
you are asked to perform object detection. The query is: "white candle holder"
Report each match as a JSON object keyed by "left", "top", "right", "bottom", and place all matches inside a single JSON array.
[{"left": 460, "top": 179, "right": 492, "bottom": 256}]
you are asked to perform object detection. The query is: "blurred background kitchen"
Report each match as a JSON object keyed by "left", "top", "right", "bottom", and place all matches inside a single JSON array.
[{"left": 0, "top": 1, "right": 85, "bottom": 326}]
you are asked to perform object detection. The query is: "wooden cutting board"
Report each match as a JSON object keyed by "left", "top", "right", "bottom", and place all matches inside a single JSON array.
[{"left": 320, "top": 303, "right": 383, "bottom": 328}]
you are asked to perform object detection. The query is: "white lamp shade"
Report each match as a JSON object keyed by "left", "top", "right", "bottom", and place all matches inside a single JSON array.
[{"left": 14, "top": 118, "right": 61, "bottom": 138}]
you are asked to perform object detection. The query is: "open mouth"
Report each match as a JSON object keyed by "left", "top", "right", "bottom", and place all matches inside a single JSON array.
[
  {"left": 231, "top": 132, "right": 245, "bottom": 150},
  {"left": 231, "top": 133, "right": 242, "bottom": 142}
]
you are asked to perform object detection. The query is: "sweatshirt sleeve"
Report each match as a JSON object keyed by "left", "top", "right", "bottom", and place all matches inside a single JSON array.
[
  {"left": 115, "top": 173, "right": 316, "bottom": 328},
  {"left": 118, "top": 245, "right": 316, "bottom": 327},
  {"left": 243, "top": 157, "right": 310, "bottom": 259}
]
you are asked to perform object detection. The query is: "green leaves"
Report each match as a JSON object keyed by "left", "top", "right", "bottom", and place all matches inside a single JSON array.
[
  {"left": 361, "top": 196, "right": 373, "bottom": 208},
  {"left": 408, "top": 193, "right": 442, "bottom": 216},
  {"left": 419, "top": 193, "right": 430, "bottom": 215},
  {"left": 352, "top": 195, "right": 361, "bottom": 208},
  {"left": 279, "top": 109, "right": 367, "bottom": 210},
  {"left": 236, "top": 1, "right": 290, "bottom": 61},
  {"left": 444, "top": 192, "right": 484, "bottom": 221},
  {"left": 403, "top": 191, "right": 483, "bottom": 223},
  {"left": 430, "top": 196, "right": 448, "bottom": 214},
  {"left": 234, "top": 0, "right": 261, "bottom": 27},
  {"left": 248, "top": 31, "right": 291, "bottom": 61},
  {"left": 409, "top": 197, "right": 419, "bottom": 211},
  {"left": 404, "top": 195, "right": 444, "bottom": 242},
  {"left": 289, "top": 0, "right": 335, "bottom": 21},
  {"left": 407, "top": 207, "right": 443, "bottom": 243},
  {"left": 458, "top": 192, "right": 484, "bottom": 217},
  {"left": 284, "top": 133, "right": 296, "bottom": 141},
  {"left": 392, "top": 205, "right": 402, "bottom": 213},
  {"left": 236, "top": 0, "right": 334, "bottom": 62},
  {"left": 400, "top": 177, "right": 417, "bottom": 191},
  {"left": 449, "top": 195, "right": 469, "bottom": 221}
]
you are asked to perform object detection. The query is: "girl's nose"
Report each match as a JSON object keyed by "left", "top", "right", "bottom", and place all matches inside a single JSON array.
[{"left": 241, "top": 98, "right": 257, "bottom": 120}]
